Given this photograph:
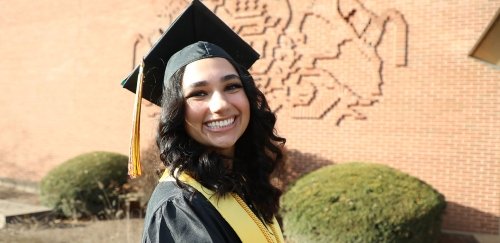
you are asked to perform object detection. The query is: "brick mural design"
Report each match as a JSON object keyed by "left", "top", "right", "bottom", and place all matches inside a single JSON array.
[{"left": 132, "top": 0, "right": 408, "bottom": 125}]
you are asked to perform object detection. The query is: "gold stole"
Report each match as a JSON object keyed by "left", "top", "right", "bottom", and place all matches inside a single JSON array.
[{"left": 159, "top": 171, "right": 284, "bottom": 243}]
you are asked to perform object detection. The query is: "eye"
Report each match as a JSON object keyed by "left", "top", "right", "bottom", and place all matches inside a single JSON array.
[
  {"left": 225, "top": 83, "right": 243, "bottom": 92},
  {"left": 185, "top": 90, "right": 207, "bottom": 99}
]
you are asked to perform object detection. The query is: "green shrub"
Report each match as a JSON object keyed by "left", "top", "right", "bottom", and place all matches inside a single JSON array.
[
  {"left": 126, "top": 143, "right": 164, "bottom": 209},
  {"left": 40, "top": 151, "right": 128, "bottom": 218},
  {"left": 280, "top": 163, "right": 446, "bottom": 243}
]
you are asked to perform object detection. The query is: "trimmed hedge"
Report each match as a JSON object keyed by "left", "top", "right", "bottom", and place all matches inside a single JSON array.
[
  {"left": 40, "top": 151, "right": 128, "bottom": 218},
  {"left": 280, "top": 163, "right": 446, "bottom": 243},
  {"left": 126, "top": 144, "right": 164, "bottom": 208}
]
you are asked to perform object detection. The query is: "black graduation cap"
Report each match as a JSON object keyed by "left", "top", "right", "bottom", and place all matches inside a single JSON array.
[
  {"left": 121, "top": 0, "right": 260, "bottom": 106},
  {"left": 122, "top": 0, "right": 259, "bottom": 178}
]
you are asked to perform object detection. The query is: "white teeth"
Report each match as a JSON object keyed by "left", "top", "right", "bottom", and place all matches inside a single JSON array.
[{"left": 206, "top": 118, "right": 235, "bottom": 129}]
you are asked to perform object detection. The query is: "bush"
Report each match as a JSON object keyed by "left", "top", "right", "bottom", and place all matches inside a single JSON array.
[
  {"left": 40, "top": 151, "right": 129, "bottom": 218},
  {"left": 280, "top": 163, "right": 446, "bottom": 243},
  {"left": 274, "top": 147, "right": 332, "bottom": 191},
  {"left": 127, "top": 143, "right": 165, "bottom": 208}
]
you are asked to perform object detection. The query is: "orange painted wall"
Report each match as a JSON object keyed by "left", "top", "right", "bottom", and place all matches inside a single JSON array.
[{"left": 1, "top": 0, "right": 498, "bottom": 235}]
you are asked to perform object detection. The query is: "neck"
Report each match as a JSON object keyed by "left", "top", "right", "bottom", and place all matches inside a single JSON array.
[
  {"left": 217, "top": 147, "right": 234, "bottom": 170},
  {"left": 223, "top": 157, "right": 233, "bottom": 170},
  {"left": 217, "top": 151, "right": 233, "bottom": 170},
  {"left": 217, "top": 146, "right": 234, "bottom": 158}
]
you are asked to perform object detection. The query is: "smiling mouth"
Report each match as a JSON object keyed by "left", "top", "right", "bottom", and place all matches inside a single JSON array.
[{"left": 206, "top": 117, "right": 235, "bottom": 129}]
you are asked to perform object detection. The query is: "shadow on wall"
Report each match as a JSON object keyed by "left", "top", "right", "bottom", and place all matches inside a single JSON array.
[
  {"left": 276, "top": 148, "right": 334, "bottom": 190},
  {"left": 443, "top": 201, "right": 499, "bottom": 235}
]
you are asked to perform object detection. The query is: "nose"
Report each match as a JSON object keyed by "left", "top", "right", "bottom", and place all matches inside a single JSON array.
[{"left": 209, "top": 91, "right": 230, "bottom": 113}]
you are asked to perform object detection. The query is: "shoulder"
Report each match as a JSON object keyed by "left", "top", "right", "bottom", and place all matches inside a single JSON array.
[
  {"left": 142, "top": 181, "right": 240, "bottom": 243},
  {"left": 146, "top": 181, "right": 218, "bottom": 218},
  {"left": 142, "top": 181, "right": 201, "bottom": 243},
  {"left": 146, "top": 181, "right": 189, "bottom": 213}
]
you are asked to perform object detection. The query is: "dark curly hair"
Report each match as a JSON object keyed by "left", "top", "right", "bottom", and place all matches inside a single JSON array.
[{"left": 156, "top": 59, "right": 286, "bottom": 223}]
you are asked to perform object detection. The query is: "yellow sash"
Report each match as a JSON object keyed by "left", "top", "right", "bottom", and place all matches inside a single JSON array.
[{"left": 160, "top": 171, "right": 284, "bottom": 243}]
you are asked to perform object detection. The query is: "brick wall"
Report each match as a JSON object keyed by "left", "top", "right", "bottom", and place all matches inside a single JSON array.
[{"left": 0, "top": 0, "right": 498, "bottom": 235}]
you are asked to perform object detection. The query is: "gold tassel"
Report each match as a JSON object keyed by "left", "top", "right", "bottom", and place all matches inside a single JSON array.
[{"left": 128, "top": 60, "right": 145, "bottom": 178}]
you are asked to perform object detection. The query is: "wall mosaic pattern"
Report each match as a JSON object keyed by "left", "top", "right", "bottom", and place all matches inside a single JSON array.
[{"left": 133, "top": 0, "right": 408, "bottom": 125}]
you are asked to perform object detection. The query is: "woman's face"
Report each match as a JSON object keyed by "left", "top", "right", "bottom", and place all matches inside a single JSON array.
[{"left": 182, "top": 57, "right": 250, "bottom": 157}]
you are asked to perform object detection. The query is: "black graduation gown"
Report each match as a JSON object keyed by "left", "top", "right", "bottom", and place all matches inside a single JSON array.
[{"left": 142, "top": 181, "right": 241, "bottom": 243}]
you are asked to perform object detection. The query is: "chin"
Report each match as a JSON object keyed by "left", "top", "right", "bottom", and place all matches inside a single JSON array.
[
  {"left": 208, "top": 140, "right": 237, "bottom": 154},
  {"left": 212, "top": 142, "right": 236, "bottom": 149}
]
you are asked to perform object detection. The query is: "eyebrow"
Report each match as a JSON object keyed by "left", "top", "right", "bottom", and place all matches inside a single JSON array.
[
  {"left": 185, "top": 74, "right": 241, "bottom": 88},
  {"left": 221, "top": 74, "right": 240, "bottom": 82}
]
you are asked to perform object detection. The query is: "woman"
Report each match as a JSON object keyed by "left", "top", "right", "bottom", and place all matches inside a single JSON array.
[
  {"left": 120, "top": 1, "right": 286, "bottom": 242},
  {"left": 141, "top": 41, "right": 286, "bottom": 243}
]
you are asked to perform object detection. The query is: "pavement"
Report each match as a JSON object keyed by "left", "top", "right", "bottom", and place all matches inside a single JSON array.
[
  {"left": 0, "top": 199, "right": 51, "bottom": 228},
  {"left": 0, "top": 178, "right": 51, "bottom": 229}
]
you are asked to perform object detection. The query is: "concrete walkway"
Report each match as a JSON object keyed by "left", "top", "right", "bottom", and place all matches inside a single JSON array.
[
  {"left": 0, "top": 179, "right": 52, "bottom": 229},
  {"left": 0, "top": 199, "right": 51, "bottom": 228}
]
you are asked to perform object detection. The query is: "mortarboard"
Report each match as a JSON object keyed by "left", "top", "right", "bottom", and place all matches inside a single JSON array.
[
  {"left": 121, "top": 0, "right": 259, "bottom": 106},
  {"left": 121, "top": 0, "right": 260, "bottom": 178}
]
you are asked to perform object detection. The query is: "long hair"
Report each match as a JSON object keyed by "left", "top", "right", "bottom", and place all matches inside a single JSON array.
[{"left": 156, "top": 60, "right": 285, "bottom": 223}]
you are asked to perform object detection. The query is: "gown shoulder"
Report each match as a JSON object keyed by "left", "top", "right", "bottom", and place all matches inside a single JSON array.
[{"left": 142, "top": 181, "right": 241, "bottom": 243}]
